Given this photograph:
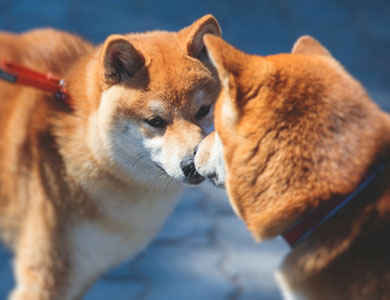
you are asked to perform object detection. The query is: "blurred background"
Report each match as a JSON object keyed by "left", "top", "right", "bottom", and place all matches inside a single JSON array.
[{"left": 0, "top": 0, "right": 389, "bottom": 299}]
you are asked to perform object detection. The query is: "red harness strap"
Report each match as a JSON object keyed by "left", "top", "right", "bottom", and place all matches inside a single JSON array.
[{"left": 0, "top": 58, "right": 72, "bottom": 109}]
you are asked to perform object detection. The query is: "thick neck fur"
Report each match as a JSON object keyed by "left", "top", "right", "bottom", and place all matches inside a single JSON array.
[
  {"left": 280, "top": 126, "right": 390, "bottom": 299},
  {"left": 281, "top": 165, "right": 390, "bottom": 299}
]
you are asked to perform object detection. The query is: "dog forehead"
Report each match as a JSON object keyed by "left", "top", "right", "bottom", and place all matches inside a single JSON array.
[
  {"left": 149, "top": 52, "right": 210, "bottom": 86},
  {"left": 136, "top": 35, "right": 212, "bottom": 90}
]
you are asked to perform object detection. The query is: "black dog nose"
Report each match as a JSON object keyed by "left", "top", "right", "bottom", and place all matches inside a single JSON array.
[{"left": 180, "top": 155, "right": 204, "bottom": 185}]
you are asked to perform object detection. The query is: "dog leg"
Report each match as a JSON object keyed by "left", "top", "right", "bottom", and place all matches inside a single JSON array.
[{"left": 8, "top": 200, "right": 69, "bottom": 300}]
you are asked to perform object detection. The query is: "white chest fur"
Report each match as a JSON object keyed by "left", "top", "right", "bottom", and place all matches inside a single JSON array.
[{"left": 65, "top": 187, "right": 180, "bottom": 299}]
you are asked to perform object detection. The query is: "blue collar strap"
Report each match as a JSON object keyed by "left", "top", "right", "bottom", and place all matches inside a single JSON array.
[{"left": 282, "top": 161, "right": 388, "bottom": 247}]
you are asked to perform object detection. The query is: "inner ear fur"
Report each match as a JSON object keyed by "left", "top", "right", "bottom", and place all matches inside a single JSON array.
[
  {"left": 204, "top": 34, "right": 273, "bottom": 130},
  {"left": 292, "top": 35, "right": 333, "bottom": 57},
  {"left": 203, "top": 34, "right": 268, "bottom": 102},
  {"left": 178, "top": 14, "right": 222, "bottom": 60},
  {"left": 101, "top": 35, "right": 145, "bottom": 88},
  {"left": 203, "top": 34, "right": 249, "bottom": 81}
]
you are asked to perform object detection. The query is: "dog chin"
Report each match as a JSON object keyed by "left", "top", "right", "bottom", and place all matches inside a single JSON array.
[
  {"left": 176, "top": 174, "right": 205, "bottom": 186},
  {"left": 208, "top": 176, "right": 225, "bottom": 188},
  {"left": 155, "top": 164, "right": 204, "bottom": 186},
  {"left": 182, "top": 177, "right": 205, "bottom": 187}
]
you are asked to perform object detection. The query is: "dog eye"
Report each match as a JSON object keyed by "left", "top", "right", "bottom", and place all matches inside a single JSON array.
[
  {"left": 195, "top": 105, "right": 211, "bottom": 120},
  {"left": 145, "top": 117, "right": 167, "bottom": 128}
]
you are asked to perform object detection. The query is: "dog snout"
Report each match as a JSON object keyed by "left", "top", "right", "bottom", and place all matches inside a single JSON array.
[
  {"left": 180, "top": 155, "right": 204, "bottom": 185},
  {"left": 193, "top": 132, "right": 225, "bottom": 187}
]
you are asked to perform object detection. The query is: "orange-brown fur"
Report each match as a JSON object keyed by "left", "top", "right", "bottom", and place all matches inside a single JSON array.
[
  {"left": 0, "top": 15, "right": 221, "bottom": 300},
  {"left": 196, "top": 35, "right": 390, "bottom": 299}
]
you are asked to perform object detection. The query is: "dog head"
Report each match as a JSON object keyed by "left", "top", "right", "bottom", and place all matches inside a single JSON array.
[
  {"left": 195, "top": 35, "right": 390, "bottom": 240},
  {"left": 84, "top": 15, "right": 221, "bottom": 187}
]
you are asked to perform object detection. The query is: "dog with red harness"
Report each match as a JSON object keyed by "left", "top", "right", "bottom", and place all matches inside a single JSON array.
[{"left": 0, "top": 15, "right": 221, "bottom": 300}]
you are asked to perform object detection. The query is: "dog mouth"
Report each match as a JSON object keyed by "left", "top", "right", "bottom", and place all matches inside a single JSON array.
[
  {"left": 181, "top": 159, "right": 205, "bottom": 185},
  {"left": 207, "top": 172, "right": 224, "bottom": 188},
  {"left": 154, "top": 163, "right": 204, "bottom": 185},
  {"left": 185, "top": 171, "right": 205, "bottom": 185}
]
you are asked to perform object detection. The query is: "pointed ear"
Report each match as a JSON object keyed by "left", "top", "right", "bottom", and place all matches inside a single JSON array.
[
  {"left": 101, "top": 35, "right": 145, "bottom": 88},
  {"left": 178, "top": 14, "right": 221, "bottom": 61},
  {"left": 292, "top": 35, "right": 332, "bottom": 57},
  {"left": 203, "top": 34, "right": 249, "bottom": 85},
  {"left": 204, "top": 35, "right": 253, "bottom": 127}
]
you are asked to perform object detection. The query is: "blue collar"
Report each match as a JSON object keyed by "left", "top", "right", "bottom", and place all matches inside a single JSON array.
[{"left": 282, "top": 161, "right": 388, "bottom": 247}]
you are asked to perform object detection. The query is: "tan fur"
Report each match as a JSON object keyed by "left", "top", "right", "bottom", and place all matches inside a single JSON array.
[
  {"left": 195, "top": 34, "right": 390, "bottom": 299},
  {"left": 0, "top": 15, "right": 221, "bottom": 300}
]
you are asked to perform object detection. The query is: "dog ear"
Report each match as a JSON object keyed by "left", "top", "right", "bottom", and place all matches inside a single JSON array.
[
  {"left": 203, "top": 34, "right": 250, "bottom": 88},
  {"left": 178, "top": 14, "right": 221, "bottom": 61},
  {"left": 101, "top": 35, "right": 145, "bottom": 88},
  {"left": 292, "top": 35, "right": 332, "bottom": 57},
  {"left": 203, "top": 34, "right": 254, "bottom": 127}
]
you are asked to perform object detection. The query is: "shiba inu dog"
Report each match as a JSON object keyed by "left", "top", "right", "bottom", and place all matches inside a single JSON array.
[
  {"left": 0, "top": 15, "right": 221, "bottom": 300},
  {"left": 195, "top": 35, "right": 390, "bottom": 299}
]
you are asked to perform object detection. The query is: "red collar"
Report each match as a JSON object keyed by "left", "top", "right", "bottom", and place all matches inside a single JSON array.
[
  {"left": 0, "top": 59, "right": 72, "bottom": 110},
  {"left": 282, "top": 161, "right": 388, "bottom": 247}
]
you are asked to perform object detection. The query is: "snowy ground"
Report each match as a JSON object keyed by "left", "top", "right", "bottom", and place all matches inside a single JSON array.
[{"left": 0, "top": 0, "right": 389, "bottom": 299}]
